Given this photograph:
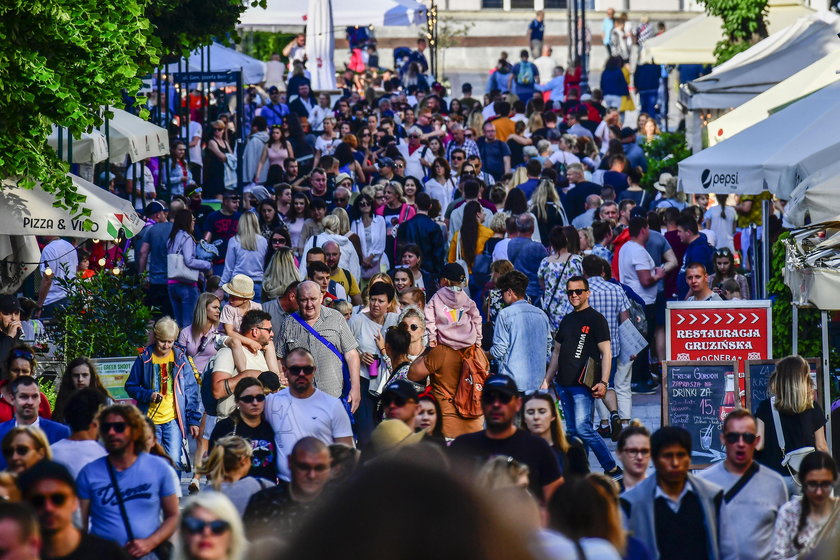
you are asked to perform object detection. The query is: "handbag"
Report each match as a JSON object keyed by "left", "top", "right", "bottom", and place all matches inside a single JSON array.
[
  {"left": 167, "top": 236, "right": 200, "bottom": 283},
  {"left": 106, "top": 459, "right": 173, "bottom": 560},
  {"left": 770, "top": 397, "right": 816, "bottom": 480}
]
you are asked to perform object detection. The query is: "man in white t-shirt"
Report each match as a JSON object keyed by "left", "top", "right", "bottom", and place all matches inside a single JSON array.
[
  {"left": 188, "top": 119, "right": 203, "bottom": 180},
  {"left": 265, "top": 348, "right": 353, "bottom": 480},
  {"left": 50, "top": 389, "right": 108, "bottom": 478},
  {"left": 349, "top": 283, "right": 399, "bottom": 445},
  {"left": 36, "top": 236, "right": 78, "bottom": 319},
  {"left": 618, "top": 217, "right": 663, "bottom": 307},
  {"left": 211, "top": 310, "right": 279, "bottom": 418}
]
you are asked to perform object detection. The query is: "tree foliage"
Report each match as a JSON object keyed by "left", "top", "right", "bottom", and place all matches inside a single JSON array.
[
  {"left": 640, "top": 132, "right": 691, "bottom": 189},
  {"left": 698, "top": 0, "right": 770, "bottom": 64}
]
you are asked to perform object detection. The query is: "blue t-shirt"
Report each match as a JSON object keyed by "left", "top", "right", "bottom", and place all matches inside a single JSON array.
[
  {"left": 529, "top": 19, "right": 545, "bottom": 41},
  {"left": 141, "top": 222, "right": 173, "bottom": 285},
  {"left": 477, "top": 139, "right": 511, "bottom": 180},
  {"left": 78, "top": 453, "right": 178, "bottom": 545}
]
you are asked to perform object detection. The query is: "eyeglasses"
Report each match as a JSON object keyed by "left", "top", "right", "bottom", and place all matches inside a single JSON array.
[
  {"left": 621, "top": 447, "right": 651, "bottom": 457},
  {"left": 566, "top": 289, "right": 587, "bottom": 296},
  {"left": 481, "top": 392, "right": 514, "bottom": 405},
  {"left": 254, "top": 326, "right": 273, "bottom": 333},
  {"left": 10, "top": 350, "right": 33, "bottom": 361},
  {"left": 30, "top": 493, "right": 70, "bottom": 509},
  {"left": 359, "top": 200, "right": 371, "bottom": 207},
  {"left": 287, "top": 365, "right": 315, "bottom": 376},
  {"left": 182, "top": 517, "right": 231, "bottom": 536},
  {"left": 2, "top": 445, "right": 32, "bottom": 458},
  {"left": 381, "top": 395, "right": 411, "bottom": 407},
  {"left": 805, "top": 480, "right": 835, "bottom": 492},
  {"left": 238, "top": 394, "right": 266, "bottom": 404},
  {"left": 723, "top": 432, "right": 758, "bottom": 445},
  {"left": 101, "top": 421, "right": 127, "bottom": 434}
]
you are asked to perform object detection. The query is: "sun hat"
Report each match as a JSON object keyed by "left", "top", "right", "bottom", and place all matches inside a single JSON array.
[{"left": 222, "top": 274, "right": 255, "bottom": 299}]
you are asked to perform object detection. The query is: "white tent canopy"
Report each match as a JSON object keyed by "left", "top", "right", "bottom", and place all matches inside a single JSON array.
[
  {"left": 307, "top": 0, "right": 337, "bottom": 90},
  {"left": 96, "top": 108, "right": 169, "bottom": 164},
  {"left": 0, "top": 175, "right": 145, "bottom": 240},
  {"left": 707, "top": 49, "right": 840, "bottom": 146},
  {"left": 640, "top": 0, "right": 814, "bottom": 65},
  {"left": 678, "top": 80, "right": 840, "bottom": 198},
  {"left": 165, "top": 42, "right": 266, "bottom": 84},
  {"left": 786, "top": 160, "right": 840, "bottom": 226},
  {"left": 0, "top": 235, "right": 40, "bottom": 295},
  {"left": 239, "top": 0, "right": 426, "bottom": 28},
  {"left": 47, "top": 127, "right": 109, "bottom": 165},
  {"left": 680, "top": 12, "right": 840, "bottom": 110}
]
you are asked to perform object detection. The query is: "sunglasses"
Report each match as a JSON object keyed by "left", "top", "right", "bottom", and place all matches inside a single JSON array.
[
  {"left": 30, "top": 493, "right": 69, "bottom": 509},
  {"left": 723, "top": 432, "right": 757, "bottom": 445},
  {"left": 805, "top": 480, "right": 835, "bottom": 492},
  {"left": 3, "top": 445, "right": 32, "bottom": 458},
  {"left": 238, "top": 394, "right": 266, "bottom": 404},
  {"left": 381, "top": 395, "right": 410, "bottom": 407},
  {"left": 395, "top": 164, "right": 405, "bottom": 168},
  {"left": 359, "top": 200, "right": 371, "bottom": 207},
  {"left": 481, "top": 392, "right": 514, "bottom": 405},
  {"left": 10, "top": 350, "right": 33, "bottom": 361},
  {"left": 403, "top": 323, "right": 420, "bottom": 331},
  {"left": 182, "top": 517, "right": 231, "bottom": 536},
  {"left": 287, "top": 365, "right": 315, "bottom": 376},
  {"left": 101, "top": 421, "right": 127, "bottom": 434},
  {"left": 271, "top": 239, "right": 287, "bottom": 245},
  {"left": 566, "top": 289, "right": 587, "bottom": 296},
  {"left": 452, "top": 156, "right": 464, "bottom": 160}
]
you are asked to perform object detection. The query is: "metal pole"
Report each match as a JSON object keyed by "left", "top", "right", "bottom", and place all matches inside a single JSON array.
[
  {"left": 579, "top": 0, "right": 589, "bottom": 93},
  {"left": 67, "top": 133, "right": 73, "bottom": 168},
  {"left": 792, "top": 303, "right": 799, "bottom": 355},
  {"left": 236, "top": 70, "right": 244, "bottom": 194},
  {"left": 761, "top": 197, "right": 770, "bottom": 300},
  {"left": 572, "top": 0, "right": 578, "bottom": 67},
  {"left": 57, "top": 128, "right": 63, "bottom": 162},
  {"left": 822, "top": 310, "right": 832, "bottom": 454},
  {"left": 567, "top": 0, "right": 573, "bottom": 66}
]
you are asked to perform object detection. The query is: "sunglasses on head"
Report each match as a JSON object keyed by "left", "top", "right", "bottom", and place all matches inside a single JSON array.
[
  {"left": 238, "top": 394, "right": 266, "bottom": 404},
  {"left": 481, "top": 391, "right": 514, "bottom": 405},
  {"left": 715, "top": 249, "right": 732, "bottom": 257},
  {"left": 101, "top": 421, "right": 127, "bottom": 434},
  {"left": 723, "top": 432, "right": 757, "bottom": 444},
  {"left": 10, "top": 350, "right": 33, "bottom": 361},
  {"left": 566, "top": 288, "right": 586, "bottom": 296},
  {"left": 287, "top": 365, "right": 315, "bottom": 376},
  {"left": 30, "top": 493, "right": 69, "bottom": 509},
  {"left": 182, "top": 517, "right": 231, "bottom": 536}
]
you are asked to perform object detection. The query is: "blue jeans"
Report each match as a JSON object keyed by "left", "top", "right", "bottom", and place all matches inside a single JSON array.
[
  {"left": 168, "top": 283, "right": 199, "bottom": 328},
  {"left": 639, "top": 89, "right": 659, "bottom": 119},
  {"left": 556, "top": 384, "right": 617, "bottom": 472},
  {"left": 154, "top": 419, "right": 182, "bottom": 471}
]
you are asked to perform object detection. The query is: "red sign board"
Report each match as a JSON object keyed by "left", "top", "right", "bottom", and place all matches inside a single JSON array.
[{"left": 666, "top": 301, "right": 773, "bottom": 373}]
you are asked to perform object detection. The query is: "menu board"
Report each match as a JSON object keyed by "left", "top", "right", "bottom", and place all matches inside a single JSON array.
[
  {"left": 662, "top": 361, "right": 739, "bottom": 468},
  {"left": 91, "top": 357, "right": 135, "bottom": 403}
]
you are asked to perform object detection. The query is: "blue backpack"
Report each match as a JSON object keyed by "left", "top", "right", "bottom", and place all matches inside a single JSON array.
[{"left": 517, "top": 63, "right": 534, "bottom": 86}]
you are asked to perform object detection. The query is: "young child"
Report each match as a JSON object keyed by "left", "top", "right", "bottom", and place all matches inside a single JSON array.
[
  {"left": 220, "top": 274, "right": 263, "bottom": 339},
  {"left": 424, "top": 263, "right": 482, "bottom": 350}
]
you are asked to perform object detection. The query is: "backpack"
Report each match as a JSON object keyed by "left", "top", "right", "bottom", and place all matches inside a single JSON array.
[
  {"left": 517, "top": 63, "right": 535, "bottom": 86},
  {"left": 453, "top": 345, "right": 490, "bottom": 419}
]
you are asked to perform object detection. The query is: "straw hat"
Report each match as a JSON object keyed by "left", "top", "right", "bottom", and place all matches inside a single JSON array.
[
  {"left": 222, "top": 274, "right": 255, "bottom": 299},
  {"left": 653, "top": 172, "right": 676, "bottom": 193},
  {"left": 369, "top": 419, "right": 427, "bottom": 454}
]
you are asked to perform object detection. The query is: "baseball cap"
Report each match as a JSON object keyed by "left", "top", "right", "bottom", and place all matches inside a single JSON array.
[
  {"left": 0, "top": 295, "right": 21, "bottom": 314},
  {"left": 382, "top": 379, "right": 418, "bottom": 402},
  {"left": 378, "top": 157, "right": 395, "bottom": 169},
  {"left": 222, "top": 191, "right": 241, "bottom": 199},
  {"left": 144, "top": 200, "right": 167, "bottom": 217},
  {"left": 268, "top": 86, "right": 280, "bottom": 94},
  {"left": 441, "top": 263, "right": 466, "bottom": 284},
  {"left": 483, "top": 374, "right": 519, "bottom": 397},
  {"left": 462, "top": 82, "right": 473, "bottom": 93},
  {"left": 630, "top": 206, "right": 647, "bottom": 218},
  {"left": 18, "top": 460, "right": 77, "bottom": 496}
]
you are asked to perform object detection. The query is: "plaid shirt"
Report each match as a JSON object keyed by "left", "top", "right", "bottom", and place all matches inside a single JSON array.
[
  {"left": 560, "top": 276, "right": 629, "bottom": 357},
  {"left": 445, "top": 137, "right": 480, "bottom": 163}
]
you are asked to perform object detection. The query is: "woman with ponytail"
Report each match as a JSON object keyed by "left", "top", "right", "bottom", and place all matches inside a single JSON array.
[{"left": 197, "top": 435, "right": 271, "bottom": 515}]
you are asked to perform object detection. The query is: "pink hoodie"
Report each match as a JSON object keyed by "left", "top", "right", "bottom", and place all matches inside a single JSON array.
[{"left": 424, "top": 287, "right": 482, "bottom": 350}]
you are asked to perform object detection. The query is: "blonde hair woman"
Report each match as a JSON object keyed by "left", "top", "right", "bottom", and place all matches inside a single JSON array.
[
  {"left": 174, "top": 492, "right": 247, "bottom": 560},
  {"left": 197, "top": 435, "right": 270, "bottom": 515},
  {"left": 221, "top": 212, "right": 268, "bottom": 302},
  {"left": 526, "top": 112, "right": 544, "bottom": 137},
  {"left": 476, "top": 456, "right": 530, "bottom": 490},
  {"left": 530, "top": 178, "right": 566, "bottom": 243},
  {"left": 756, "top": 355, "right": 829, "bottom": 482},
  {"left": 1, "top": 426, "right": 51, "bottom": 474},
  {"left": 333, "top": 208, "right": 363, "bottom": 269},
  {"left": 296, "top": 214, "right": 363, "bottom": 282},
  {"left": 262, "top": 247, "right": 299, "bottom": 300}
]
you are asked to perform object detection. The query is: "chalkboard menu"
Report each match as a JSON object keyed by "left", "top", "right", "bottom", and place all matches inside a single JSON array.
[
  {"left": 662, "top": 361, "right": 739, "bottom": 468},
  {"left": 745, "top": 358, "right": 822, "bottom": 415}
]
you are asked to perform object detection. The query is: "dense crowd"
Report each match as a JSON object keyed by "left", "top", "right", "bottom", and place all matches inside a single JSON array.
[{"left": 0, "top": 14, "right": 831, "bottom": 560}]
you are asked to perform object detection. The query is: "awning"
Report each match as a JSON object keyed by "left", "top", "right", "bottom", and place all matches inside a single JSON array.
[
  {"left": 165, "top": 42, "right": 266, "bottom": 85},
  {"left": 0, "top": 235, "right": 40, "bottom": 295},
  {"left": 96, "top": 108, "right": 170, "bottom": 164},
  {"left": 640, "top": 0, "right": 815, "bottom": 65},
  {"left": 0, "top": 175, "right": 145, "bottom": 240},
  {"left": 680, "top": 12, "right": 840, "bottom": 110},
  {"left": 239, "top": 0, "right": 427, "bottom": 28},
  {"left": 678, "top": 80, "right": 840, "bottom": 198},
  {"left": 47, "top": 127, "right": 109, "bottom": 165},
  {"left": 786, "top": 160, "right": 840, "bottom": 226},
  {"left": 707, "top": 49, "right": 840, "bottom": 146}
]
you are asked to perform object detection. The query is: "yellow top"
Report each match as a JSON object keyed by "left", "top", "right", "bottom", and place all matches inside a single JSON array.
[
  {"left": 149, "top": 351, "right": 176, "bottom": 425},
  {"left": 449, "top": 225, "right": 494, "bottom": 272}
]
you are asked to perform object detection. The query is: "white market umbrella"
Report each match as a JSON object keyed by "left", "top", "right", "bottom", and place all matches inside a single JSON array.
[
  {"left": 47, "top": 127, "right": 109, "bottom": 164},
  {"left": 707, "top": 49, "right": 840, "bottom": 146},
  {"left": 678, "top": 80, "right": 840, "bottom": 198},
  {"left": 640, "top": 0, "right": 814, "bottom": 65},
  {"left": 307, "top": 0, "right": 337, "bottom": 90},
  {"left": 97, "top": 108, "right": 170, "bottom": 164},
  {"left": 0, "top": 235, "right": 40, "bottom": 294},
  {"left": 786, "top": 161, "right": 840, "bottom": 226},
  {"left": 239, "top": 0, "right": 426, "bottom": 27},
  {"left": 0, "top": 174, "right": 145, "bottom": 240},
  {"left": 165, "top": 42, "right": 266, "bottom": 85},
  {"left": 680, "top": 12, "right": 840, "bottom": 110}
]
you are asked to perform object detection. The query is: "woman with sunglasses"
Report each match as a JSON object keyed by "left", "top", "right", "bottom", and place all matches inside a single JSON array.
[
  {"left": 772, "top": 451, "right": 838, "bottom": 559},
  {"left": 174, "top": 492, "right": 247, "bottom": 560},
  {"left": 263, "top": 226, "right": 293, "bottom": 269},
  {"left": 0, "top": 344, "right": 51, "bottom": 422},
  {"left": 209, "top": 378, "right": 276, "bottom": 482},
  {"left": 615, "top": 423, "right": 651, "bottom": 492},
  {"left": 1, "top": 425, "right": 51, "bottom": 474},
  {"left": 521, "top": 391, "right": 588, "bottom": 479},
  {"left": 351, "top": 193, "right": 388, "bottom": 281},
  {"left": 709, "top": 247, "right": 749, "bottom": 299}
]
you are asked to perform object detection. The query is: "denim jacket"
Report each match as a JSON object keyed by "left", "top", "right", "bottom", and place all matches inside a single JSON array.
[{"left": 491, "top": 300, "right": 553, "bottom": 392}]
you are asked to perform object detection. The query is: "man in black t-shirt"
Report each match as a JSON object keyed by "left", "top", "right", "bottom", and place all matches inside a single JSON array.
[
  {"left": 202, "top": 192, "right": 242, "bottom": 276},
  {"left": 450, "top": 375, "right": 562, "bottom": 500},
  {"left": 19, "top": 460, "right": 131, "bottom": 560},
  {"left": 543, "top": 276, "right": 622, "bottom": 480}
]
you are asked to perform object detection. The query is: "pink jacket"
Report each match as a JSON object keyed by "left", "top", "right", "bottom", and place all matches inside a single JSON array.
[{"left": 424, "top": 287, "right": 482, "bottom": 350}]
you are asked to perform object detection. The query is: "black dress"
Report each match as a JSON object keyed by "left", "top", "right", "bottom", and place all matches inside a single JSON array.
[{"left": 204, "top": 138, "right": 230, "bottom": 198}]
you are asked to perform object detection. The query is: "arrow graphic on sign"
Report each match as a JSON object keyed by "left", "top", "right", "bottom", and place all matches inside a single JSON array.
[
  {"left": 677, "top": 315, "right": 685, "bottom": 325},
  {"left": 714, "top": 314, "right": 722, "bottom": 324},
  {"left": 701, "top": 315, "right": 710, "bottom": 324},
  {"left": 751, "top": 313, "right": 759, "bottom": 323},
  {"left": 690, "top": 315, "right": 698, "bottom": 324},
  {"left": 727, "top": 313, "right": 735, "bottom": 324},
  {"left": 738, "top": 313, "right": 747, "bottom": 323}
]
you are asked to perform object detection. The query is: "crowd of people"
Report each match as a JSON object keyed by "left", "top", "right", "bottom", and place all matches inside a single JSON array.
[{"left": 0, "top": 19, "right": 826, "bottom": 560}]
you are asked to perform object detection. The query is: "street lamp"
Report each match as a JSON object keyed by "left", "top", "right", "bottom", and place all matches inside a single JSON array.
[{"left": 426, "top": 1, "right": 438, "bottom": 80}]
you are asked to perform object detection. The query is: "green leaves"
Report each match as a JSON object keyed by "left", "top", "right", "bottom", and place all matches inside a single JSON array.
[
  {"left": 641, "top": 132, "right": 691, "bottom": 189},
  {"left": 698, "top": 0, "right": 769, "bottom": 64}
]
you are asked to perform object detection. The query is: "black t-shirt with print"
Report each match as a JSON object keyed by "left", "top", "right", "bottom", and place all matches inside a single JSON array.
[
  {"left": 553, "top": 306, "right": 610, "bottom": 387},
  {"left": 210, "top": 417, "right": 277, "bottom": 482}
]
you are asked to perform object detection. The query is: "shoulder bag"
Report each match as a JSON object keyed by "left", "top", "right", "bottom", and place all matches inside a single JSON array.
[
  {"left": 167, "top": 235, "right": 200, "bottom": 283},
  {"left": 106, "top": 459, "right": 173, "bottom": 560},
  {"left": 770, "top": 396, "right": 815, "bottom": 480},
  {"left": 543, "top": 256, "right": 571, "bottom": 316}
]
